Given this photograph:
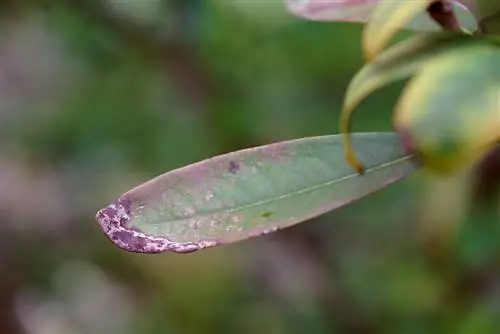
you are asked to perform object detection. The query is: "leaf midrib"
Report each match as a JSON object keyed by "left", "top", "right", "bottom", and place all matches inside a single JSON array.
[{"left": 148, "top": 154, "right": 415, "bottom": 226}]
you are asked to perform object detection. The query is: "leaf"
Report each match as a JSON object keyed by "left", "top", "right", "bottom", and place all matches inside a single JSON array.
[
  {"left": 364, "top": 0, "right": 433, "bottom": 60},
  {"left": 285, "top": 0, "right": 477, "bottom": 37},
  {"left": 479, "top": 9, "right": 500, "bottom": 35},
  {"left": 285, "top": 0, "right": 379, "bottom": 24},
  {"left": 394, "top": 45, "right": 500, "bottom": 174},
  {"left": 344, "top": 33, "right": 486, "bottom": 115},
  {"left": 96, "top": 133, "right": 418, "bottom": 254},
  {"left": 340, "top": 32, "right": 491, "bottom": 173},
  {"left": 364, "top": 0, "right": 477, "bottom": 60}
]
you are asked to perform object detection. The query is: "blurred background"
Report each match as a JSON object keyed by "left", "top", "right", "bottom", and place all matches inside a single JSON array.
[{"left": 0, "top": 1, "right": 499, "bottom": 333}]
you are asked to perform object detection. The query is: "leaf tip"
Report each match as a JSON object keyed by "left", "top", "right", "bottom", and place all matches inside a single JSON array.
[
  {"left": 340, "top": 105, "right": 366, "bottom": 174},
  {"left": 362, "top": 29, "right": 382, "bottom": 61},
  {"left": 95, "top": 200, "right": 218, "bottom": 254}
]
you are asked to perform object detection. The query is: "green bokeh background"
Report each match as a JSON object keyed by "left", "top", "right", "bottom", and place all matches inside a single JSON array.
[{"left": 1, "top": 1, "right": 498, "bottom": 333}]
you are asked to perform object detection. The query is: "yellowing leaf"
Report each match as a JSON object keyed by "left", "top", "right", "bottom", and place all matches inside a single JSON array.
[
  {"left": 364, "top": 0, "right": 433, "bottom": 60},
  {"left": 394, "top": 46, "right": 500, "bottom": 174},
  {"left": 363, "top": 0, "right": 476, "bottom": 60},
  {"left": 340, "top": 32, "right": 487, "bottom": 174}
]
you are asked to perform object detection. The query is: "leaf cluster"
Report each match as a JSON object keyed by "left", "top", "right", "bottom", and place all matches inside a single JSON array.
[{"left": 95, "top": 0, "right": 500, "bottom": 254}]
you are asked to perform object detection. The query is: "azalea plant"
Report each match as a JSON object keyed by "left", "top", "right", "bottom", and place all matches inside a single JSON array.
[{"left": 96, "top": 0, "right": 500, "bottom": 254}]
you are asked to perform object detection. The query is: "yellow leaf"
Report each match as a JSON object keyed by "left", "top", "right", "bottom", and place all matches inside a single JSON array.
[
  {"left": 340, "top": 32, "right": 482, "bottom": 175},
  {"left": 363, "top": 0, "right": 477, "bottom": 60},
  {"left": 394, "top": 46, "right": 500, "bottom": 174}
]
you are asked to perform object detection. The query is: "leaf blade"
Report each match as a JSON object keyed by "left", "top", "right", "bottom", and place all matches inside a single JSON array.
[
  {"left": 363, "top": 0, "right": 477, "bottom": 59},
  {"left": 364, "top": 0, "right": 435, "bottom": 60},
  {"left": 284, "top": 0, "right": 476, "bottom": 33},
  {"left": 96, "top": 133, "right": 418, "bottom": 254},
  {"left": 394, "top": 45, "right": 500, "bottom": 174},
  {"left": 340, "top": 32, "right": 488, "bottom": 174},
  {"left": 344, "top": 33, "right": 480, "bottom": 117}
]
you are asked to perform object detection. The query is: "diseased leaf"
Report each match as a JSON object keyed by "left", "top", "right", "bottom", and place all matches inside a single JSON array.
[
  {"left": 340, "top": 32, "right": 492, "bottom": 172},
  {"left": 363, "top": 0, "right": 477, "bottom": 60},
  {"left": 96, "top": 133, "right": 418, "bottom": 254},
  {"left": 394, "top": 45, "right": 500, "bottom": 174}
]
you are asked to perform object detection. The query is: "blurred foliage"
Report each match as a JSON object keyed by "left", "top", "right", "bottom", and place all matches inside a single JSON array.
[{"left": 0, "top": 1, "right": 498, "bottom": 334}]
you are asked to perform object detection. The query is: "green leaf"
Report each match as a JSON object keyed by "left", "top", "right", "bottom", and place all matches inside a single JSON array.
[
  {"left": 394, "top": 45, "right": 500, "bottom": 174},
  {"left": 363, "top": 0, "right": 477, "bottom": 60},
  {"left": 344, "top": 33, "right": 483, "bottom": 116},
  {"left": 96, "top": 133, "right": 418, "bottom": 254},
  {"left": 340, "top": 32, "right": 489, "bottom": 174}
]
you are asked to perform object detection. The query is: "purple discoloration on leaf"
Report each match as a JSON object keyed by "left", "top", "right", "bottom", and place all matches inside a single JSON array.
[
  {"left": 228, "top": 161, "right": 240, "bottom": 174},
  {"left": 397, "top": 127, "right": 418, "bottom": 156},
  {"left": 95, "top": 200, "right": 217, "bottom": 254},
  {"left": 286, "top": 0, "right": 377, "bottom": 23},
  {"left": 95, "top": 133, "right": 418, "bottom": 254},
  {"left": 285, "top": 0, "right": 479, "bottom": 31}
]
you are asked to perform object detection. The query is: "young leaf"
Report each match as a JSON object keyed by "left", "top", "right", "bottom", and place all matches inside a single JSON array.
[
  {"left": 364, "top": 0, "right": 434, "bottom": 60},
  {"left": 394, "top": 45, "right": 500, "bottom": 174},
  {"left": 363, "top": 0, "right": 477, "bottom": 60},
  {"left": 340, "top": 32, "right": 490, "bottom": 173},
  {"left": 284, "top": 0, "right": 476, "bottom": 35},
  {"left": 96, "top": 133, "right": 418, "bottom": 254},
  {"left": 344, "top": 33, "right": 483, "bottom": 115}
]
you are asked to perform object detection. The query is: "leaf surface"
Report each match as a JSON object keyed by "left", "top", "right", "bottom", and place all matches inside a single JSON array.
[
  {"left": 363, "top": 0, "right": 477, "bottom": 59},
  {"left": 344, "top": 33, "right": 480, "bottom": 120},
  {"left": 394, "top": 45, "right": 500, "bottom": 174},
  {"left": 96, "top": 133, "right": 418, "bottom": 254},
  {"left": 285, "top": 0, "right": 477, "bottom": 38},
  {"left": 340, "top": 32, "right": 489, "bottom": 173}
]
